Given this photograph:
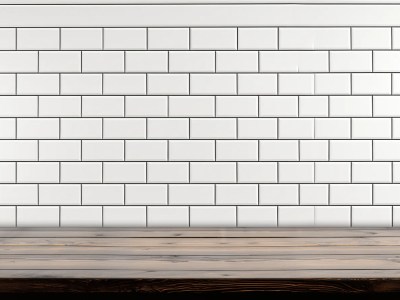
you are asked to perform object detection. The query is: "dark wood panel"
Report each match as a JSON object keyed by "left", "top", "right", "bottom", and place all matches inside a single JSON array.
[{"left": 0, "top": 278, "right": 399, "bottom": 293}]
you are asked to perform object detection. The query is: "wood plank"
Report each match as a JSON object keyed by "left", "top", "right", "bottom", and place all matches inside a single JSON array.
[
  {"left": 1, "top": 245, "right": 400, "bottom": 255},
  {"left": 1, "top": 228, "right": 400, "bottom": 238},
  {"left": 1, "top": 270, "right": 400, "bottom": 279},
  {"left": 2, "top": 236, "right": 400, "bottom": 247},
  {"left": 1, "top": 278, "right": 400, "bottom": 293},
  {"left": 0, "top": 255, "right": 400, "bottom": 270},
  {"left": 0, "top": 228, "right": 400, "bottom": 291}
]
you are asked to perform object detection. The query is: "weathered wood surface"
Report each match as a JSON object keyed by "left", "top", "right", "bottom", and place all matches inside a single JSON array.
[
  {"left": 0, "top": 228, "right": 400, "bottom": 293},
  {"left": 1, "top": 228, "right": 400, "bottom": 238}
]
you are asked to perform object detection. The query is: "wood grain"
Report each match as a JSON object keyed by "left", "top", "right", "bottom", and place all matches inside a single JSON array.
[
  {"left": 0, "top": 278, "right": 399, "bottom": 293},
  {"left": 0, "top": 228, "right": 399, "bottom": 293},
  {"left": 0, "top": 228, "right": 399, "bottom": 238}
]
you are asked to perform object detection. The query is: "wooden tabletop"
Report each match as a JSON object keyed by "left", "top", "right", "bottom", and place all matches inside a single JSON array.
[{"left": 1, "top": 228, "right": 400, "bottom": 293}]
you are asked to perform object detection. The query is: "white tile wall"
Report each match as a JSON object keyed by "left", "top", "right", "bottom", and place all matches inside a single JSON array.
[{"left": 2, "top": 2, "right": 400, "bottom": 227}]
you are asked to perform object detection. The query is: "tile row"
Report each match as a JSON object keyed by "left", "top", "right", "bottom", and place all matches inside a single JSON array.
[
  {"left": 4, "top": 50, "right": 400, "bottom": 73},
  {"left": 0, "top": 205, "right": 397, "bottom": 227},
  {"left": 1, "top": 162, "right": 400, "bottom": 183},
  {"left": 4, "top": 95, "right": 400, "bottom": 118},
  {"left": 3, "top": 118, "right": 400, "bottom": 140},
  {"left": 5, "top": 140, "right": 400, "bottom": 162},
  {"left": 1, "top": 27, "right": 400, "bottom": 51},
  {"left": 0, "top": 73, "right": 399, "bottom": 95},
  {"left": 2, "top": 183, "right": 400, "bottom": 206}
]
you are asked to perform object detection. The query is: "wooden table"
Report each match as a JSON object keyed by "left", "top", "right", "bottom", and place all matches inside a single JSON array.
[{"left": 0, "top": 228, "right": 400, "bottom": 293}]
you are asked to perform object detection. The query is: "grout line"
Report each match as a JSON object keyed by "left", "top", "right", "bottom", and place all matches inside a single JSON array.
[
  {"left": 328, "top": 50, "right": 330, "bottom": 72},
  {"left": 101, "top": 118, "right": 104, "bottom": 139},
  {"left": 167, "top": 50, "right": 170, "bottom": 73},
  {"left": 145, "top": 206, "right": 148, "bottom": 227},
  {"left": 188, "top": 117, "right": 190, "bottom": 139},
  {"left": 235, "top": 205, "right": 238, "bottom": 227},
  {"left": 350, "top": 162, "right": 353, "bottom": 183},
  {"left": 235, "top": 161, "right": 238, "bottom": 183},
  {"left": 145, "top": 73, "right": 148, "bottom": 95},
  {"left": 188, "top": 205, "right": 191, "bottom": 228},
  {"left": 102, "top": 28, "right": 104, "bottom": 50},
  {"left": 350, "top": 206, "right": 353, "bottom": 227},
  {"left": 101, "top": 162, "right": 104, "bottom": 183},
  {"left": 350, "top": 73, "right": 352, "bottom": 95},
  {"left": 101, "top": 73, "right": 104, "bottom": 95},
  {"left": 37, "top": 50, "right": 40, "bottom": 72},
  {"left": 123, "top": 95, "right": 126, "bottom": 118},
  {"left": 391, "top": 73, "right": 394, "bottom": 95},
  {"left": 392, "top": 161, "right": 394, "bottom": 183},
  {"left": 214, "top": 51, "right": 217, "bottom": 73},
  {"left": 146, "top": 28, "right": 149, "bottom": 50},
  {"left": 276, "top": 206, "right": 279, "bottom": 227},
  {"left": 328, "top": 183, "right": 330, "bottom": 205},
  {"left": 277, "top": 27, "right": 280, "bottom": 50},
  {"left": 15, "top": 28, "right": 17, "bottom": 50},
  {"left": 372, "top": 138, "right": 374, "bottom": 161},
  {"left": 167, "top": 183, "right": 169, "bottom": 205},
  {"left": 372, "top": 50, "right": 374, "bottom": 72},
  {"left": 102, "top": 206, "right": 104, "bottom": 227},
  {"left": 297, "top": 139, "right": 300, "bottom": 162},
  {"left": 350, "top": 27, "right": 353, "bottom": 50},
  {"left": 2, "top": 70, "right": 400, "bottom": 74},
  {"left": 235, "top": 73, "right": 238, "bottom": 95},
  {"left": 123, "top": 50, "right": 126, "bottom": 73},
  {"left": 188, "top": 27, "right": 191, "bottom": 51},
  {"left": 214, "top": 95, "right": 217, "bottom": 117},
  {"left": 214, "top": 183, "right": 216, "bottom": 205},
  {"left": 80, "top": 96, "right": 83, "bottom": 117},
  {"left": 145, "top": 162, "right": 148, "bottom": 183},
  {"left": 297, "top": 183, "right": 300, "bottom": 205},
  {"left": 123, "top": 140, "right": 126, "bottom": 162},
  {"left": 372, "top": 182, "right": 374, "bottom": 205},
  {"left": 236, "top": 117, "right": 238, "bottom": 139},
  {"left": 188, "top": 73, "right": 191, "bottom": 94},
  {"left": 350, "top": 117, "right": 353, "bottom": 139},
  {"left": 167, "top": 140, "right": 170, "bottom": 161},
  {"left": 188, "top": 161, "right": 191, "bottom": 183},
  {"left": 2, "top": 115, "right": 397, "bottom": 120},
  {"left": 392, "top": 205, "right": 394, "bottom": 227},
  {"left": 277, "top": 161, "right": 280, "bottom": 183},
  {"left": 392, "top": 27, "right": 394, "bottom": 50},
  {"left": 276, "top": 73, "right": 279, "bottom": 95}
]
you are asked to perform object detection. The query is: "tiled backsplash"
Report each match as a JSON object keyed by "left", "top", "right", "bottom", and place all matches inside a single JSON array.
[{"left": 1, "top": 2, "right": 400, "bottom": 227}]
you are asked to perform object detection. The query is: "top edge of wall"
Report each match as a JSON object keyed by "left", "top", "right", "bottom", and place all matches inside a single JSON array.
[
  {"left": 4, "top": 0, "right": 400, "bottom": 4},
  {"left": 2, "top": 3, "right": 400, "bottom": 27}
]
